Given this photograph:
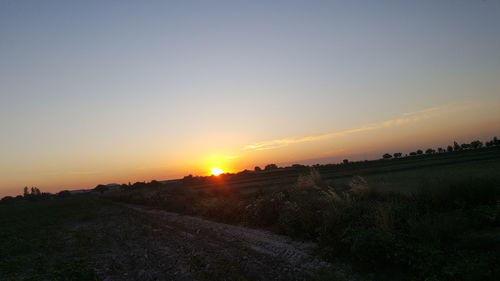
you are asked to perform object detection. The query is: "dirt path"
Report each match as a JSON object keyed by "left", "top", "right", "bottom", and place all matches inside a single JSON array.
[{"left": 89, "top": 202, "right": 331, "bottom": 281}]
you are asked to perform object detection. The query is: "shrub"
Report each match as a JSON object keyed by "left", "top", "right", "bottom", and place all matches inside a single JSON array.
[{"left": 105, "top": 173, "right": 500, "bottom": 280}]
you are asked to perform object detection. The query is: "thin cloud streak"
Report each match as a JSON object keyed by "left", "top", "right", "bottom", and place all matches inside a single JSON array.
[{"left": 244, "top": 103, "right": 476, "bottom": 151}]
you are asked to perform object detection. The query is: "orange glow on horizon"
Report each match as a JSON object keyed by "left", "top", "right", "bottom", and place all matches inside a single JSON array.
[{"left": 210, "top": 167, "right": 224, "bottom": 176}]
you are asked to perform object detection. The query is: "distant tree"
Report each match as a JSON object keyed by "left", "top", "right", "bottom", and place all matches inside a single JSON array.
[
  {"left": 237, "top": 169, "right": 251, "bottom": 175},
  {"left": 470, "top": 140, "right": 483, "bottom": 149},
  {"left": 409, "top": 152, "right": 417, "bottom": 156},
  {"left": 416, "top": 149, "right": 423, "bottom": 155},
  {"left": 461, "top": 143, "right": 470, "bottom": 150},
  {"left": 20, "top": 187, "right": 44, "bottom": 201},
  {"left": 30, "top": 187, "right": 41, "bottom": 196},
  {"left": 453, "top": 141, "right": 462, "bottom": 152},
  {"left": 94, "top": 184, "right": 107, "bottom": 194},
  {"left": 264, "top": 164, "right": 278, "bottom": 171},
  {"left": 343, "top": 159, "right": 349, "bottom": 164},
  {"left": 447, "top": 145, "right": 453, "bottom": 152},
  {"left": 393, "top": 152, "right": 402, "bottom": 158},
  {"left": 132, "top": 182, "right": 147, "bottom": 189},
  {"left": 254, "top": 166, "right": 262, "bottom": 172},
  {"left": 382, "top": 153, "right": 393, "bottom": 159},
  {"left": 425, "top": 148, "right": 435, "bottom": 154},
  {"left": 57, "top": 190, "right": 71, "bottom": 198},
  {"left": 183, "top": 175, "right": 204, "bottom": 184},
  {"left": 437, "top": 147, "right": 444, "bottom": 153},
  {"left": 488, "top": 137, "right": 499, "bottom": 146},
  {"left": 150, "top": 180, "right": 161, "bottom": 188}
]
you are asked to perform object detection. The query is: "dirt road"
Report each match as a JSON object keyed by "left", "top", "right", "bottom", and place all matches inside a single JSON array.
[{"left": 87, "top": 202, "right": 331, "bottom": 281}]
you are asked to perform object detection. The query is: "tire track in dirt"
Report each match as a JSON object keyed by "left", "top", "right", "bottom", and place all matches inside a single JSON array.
[{"left": 93, "top": 202, "right": 331, "bottom": 281}]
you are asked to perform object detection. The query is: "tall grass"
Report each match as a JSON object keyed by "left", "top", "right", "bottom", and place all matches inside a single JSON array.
[{"left": 106, "top": 170, "right": 500, "bottom": 280}]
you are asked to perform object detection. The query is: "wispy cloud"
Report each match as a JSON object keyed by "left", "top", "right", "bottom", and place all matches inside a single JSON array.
[{"left": 244, "top": 103, "right": 476, "bottom": 151}]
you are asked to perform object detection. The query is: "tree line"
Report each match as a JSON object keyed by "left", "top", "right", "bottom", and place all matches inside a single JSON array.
[
  {"left": 2, "top": 136, "right": 499, "bottom": 203},
  {"left": 382, "top": 136, "right": 499, "bottom": 159}
]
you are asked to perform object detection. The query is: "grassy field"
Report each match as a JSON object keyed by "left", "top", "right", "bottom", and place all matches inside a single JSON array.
[
  {"left": 156, "top": 147, "right": 500, "bottom": 195},
  {"left": 104, "top": 174, "right": 500, "bottom": 280},
  {"left": 2, "top": 147, "right": 500, "bottom": 280},
  {"left": 0, "top": 196, "right": 104, "bottom": 281},
  {"left": 361, "top": 157, "right": 500, "bottom": 193},
  {"left": 102, "top": 147, "right": 500, "bottom": 280}
]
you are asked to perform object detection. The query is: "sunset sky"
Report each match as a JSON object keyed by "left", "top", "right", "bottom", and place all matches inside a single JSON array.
[{"left": 1, "top": 0, "right": 499, "bottom": 196}]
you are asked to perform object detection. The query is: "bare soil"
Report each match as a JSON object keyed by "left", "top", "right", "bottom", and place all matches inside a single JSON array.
[{"left": 83, "top": 202, "right": 331, "bottom": 281}]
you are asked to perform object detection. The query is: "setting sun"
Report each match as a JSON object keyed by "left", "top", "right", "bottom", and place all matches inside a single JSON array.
[{"left": 210, "top": 167, "right": 224, "bottom": 176}]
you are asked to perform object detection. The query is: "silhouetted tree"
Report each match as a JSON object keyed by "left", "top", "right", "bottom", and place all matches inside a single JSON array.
[
  {"left": 447, "top": 145, "right": 453, "bottom": 152},
  {"left": 94, "top": 184, "right": 107, "bottom": 194},
  {"left": 57, "top": 190, "right": 71, "bottom": 198},
  {"left": 343, "top": 159, "right": 349, "bottom": 164},
  {"left": 470, "top": 140, "right": 483, "bottom": 149},
  {"left": 416, "top": 149, "right": 423, "bottom": 155},
  {"left": 393, "top": 152, "right": 402, "bottom": 158},
  {"left": 453, "top": 141, "right": 462, "bottom": 151},
  {"left": 20, "top": 187, "right": 45, "bottom": 201},
  {"left": 237, "top": 169, "right": 252, "bottom": 175},
  {"left": 425, "top": 148, "right": 435, "bottom": 154},
  {"left": 264, "top": 164, "right": 278, "bottom": 171},
  {"left": 150, "top": 180, "right": 162, "bottom": 188},
  {"left": 132, "top": 182, "right": 147, "bottom": 189},
  {"left": 254, "top": 166, "right": 262, "bottom": 172},
  {"left": 437, "top": 147, "right": 444, "bottom": 153},
  {"left": 30, "top": 187, "right": 41, "bottom": 196},
  {"left": 120, "top": 184, "right": 131, "bottom": 191},
  {"left": 382, "top": 153, "right": 392, "bottom": 159},
  {"left": 409, "top": 152, "right": 417, "bottom": 156}
]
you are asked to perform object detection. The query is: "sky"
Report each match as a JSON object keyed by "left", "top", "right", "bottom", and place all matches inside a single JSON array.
[{"left": 1, "top": 0, "right": 499, "bottom": 196}]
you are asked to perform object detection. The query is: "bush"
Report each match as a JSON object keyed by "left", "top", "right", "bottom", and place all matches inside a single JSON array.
[{"left": 106, "top": 173, "right": 500, "bottom": 280}]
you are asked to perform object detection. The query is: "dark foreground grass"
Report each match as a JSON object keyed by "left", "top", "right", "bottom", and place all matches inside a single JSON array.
[
  {"left": 0, "top": 195, "right": 103, "bottom": 281},
  {"left": 3, "top": 172, "right": 498, "bottom": 280},
  {"left": 107, "top": 172, "right": 500, "bottom": 281}
]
